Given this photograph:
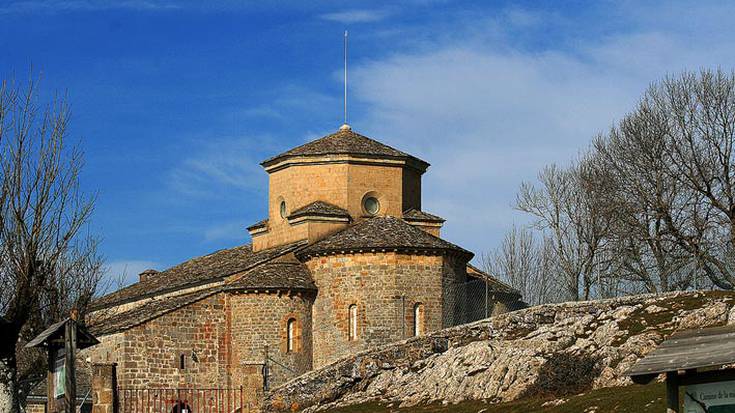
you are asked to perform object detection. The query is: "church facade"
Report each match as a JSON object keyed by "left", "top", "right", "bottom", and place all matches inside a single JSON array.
[{"left": 83, "top": 125, "right": 523, "bottom": 404}]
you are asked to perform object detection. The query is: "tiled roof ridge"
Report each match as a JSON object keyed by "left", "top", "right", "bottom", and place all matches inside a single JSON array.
[
  {"left": 91, "top": 240, "right": 307, "bottom": 310},
  {"left": 296, "top": 215, "right": 472, "bottom": 259},
  {"left": 224, "top": 259, "right": 316, "bottom": 292},
  {"left": 466, "top": 263, "right": 521, "bottom": 296},
  {"left": 288, "top": 201, "right": 350, "bottom": 219},
  {"left": 260, "top": 128, "right": 428, "bottom": 168},
  {"left": 89, "top": 286, "right": 222, "bottom": 336},
  {"left": 247, "top": 219, "right": 268, "bottom": 230},
  {"left": 402, "top": 208, "right": 445, "bottom": 223}
]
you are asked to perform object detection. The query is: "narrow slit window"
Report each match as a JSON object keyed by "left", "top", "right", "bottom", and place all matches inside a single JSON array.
[
  {"left": 287, "top": 318, "right": 296, "bottom": 353},
  {"left": 413, "top": 303, "right": 424, "bottom": 337},
  {"left": 348, "top": 304, "right": 358, "bottom": 341},
  {"left": 179, "top": 354, "right": 185, "bottom": 370}
]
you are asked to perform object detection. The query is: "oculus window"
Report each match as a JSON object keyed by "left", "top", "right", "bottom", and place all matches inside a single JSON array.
[{"left": 363, "top": 196, "right": 380, "bottom": 215}]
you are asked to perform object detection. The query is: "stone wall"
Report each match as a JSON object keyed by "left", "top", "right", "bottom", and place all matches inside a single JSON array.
[
  {"left": 228, "top": 291, "right": 314, "bottom": 391},
  {"left": 306, "top": 252, "right": 465, "bottom": 369},
  {"left": 91, "top": 363, "right": 117, "bottom": 413},
  {"left": 265, "top": 291, "right": 735, "bottom": 412},
  {"left": 89, "top": 294, "right": 228, "bottom": 389},
  {"left": 86, "top": 290, "right": 315, "bottom": 406},
  {"left": 256, "top": 160, "right": 422, "bottom": 251}
]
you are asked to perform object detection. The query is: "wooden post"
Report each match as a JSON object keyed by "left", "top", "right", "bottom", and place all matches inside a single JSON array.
[
  {"left": 666, "top": 371, "right": 679, "bottom": 413},
  {"left": 64, "top": 319, "right": 77, "bottom": 413}
]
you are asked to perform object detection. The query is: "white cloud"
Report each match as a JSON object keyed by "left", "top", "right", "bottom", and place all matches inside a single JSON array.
[
  {"left": 167, "top": 135, "right": 270, "bottom": 198},
  {"left": 320, "top": 9, "right": 391, "bottom": 24},
  {"left": 349, "top": 4, "right": 735, "bottom": 256}
]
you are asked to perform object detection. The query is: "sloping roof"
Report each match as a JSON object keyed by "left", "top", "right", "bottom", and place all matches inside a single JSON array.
[
  {"left": 627, "top": 325, "right": 735, "bottom": 378},
  {"left": 403, "top": 208, "right": 445, "bottom": 223},
  {"left": 89, "top": 287, "right": 222, "bottom": 336},
  {"left": 296, "top": 216, "right": 473, "bottom": 259},
  {"left": 26, "top": 318, "right": 100, "bottom": 349},
  {"left": 466, "top": 264, "right": 521, "bottom": 297},
  {"left": 92, "top": 241, "right": 305, "bottom": 310},
  {"left": 247, "top": 219, "right": 268, "bottom": 231},
  {"left": 261, "top": 128, "right": 429, "bottom": 169},
  {"left": 225, "top": 256, "right": 316, "bottom": 291},
  {"left": 288, "top": 201, "right": 350, "bottom": 220}
]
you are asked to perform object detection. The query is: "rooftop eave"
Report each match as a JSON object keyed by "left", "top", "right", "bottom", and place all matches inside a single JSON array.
[
  {"left": 261, "top": 153, "right": 430, "bottom": 174},
  {"left": 404, "top": 219, "right": 445, "bottom": 227},
  {"left": 296, "top": 246, "right": 473, "bottom": 261},
  {"left": 247, "top": 225, "right": 269, "bottom": 237},
  {"left": 287, "top": 214, "right": 351, "bottom": 225}
]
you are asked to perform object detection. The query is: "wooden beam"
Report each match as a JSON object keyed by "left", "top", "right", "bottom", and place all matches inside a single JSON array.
[
  {"left": 678, "top": 368, "right": 735, "bottom": 386},
  {"left": 666, "top": 371, "right": 679, "bottom": 413},
  {"left": 64, "top": 320, "right": 77, "bottom": 413}
]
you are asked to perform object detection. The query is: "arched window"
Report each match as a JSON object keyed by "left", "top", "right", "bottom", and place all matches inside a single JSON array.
[
  {"left": 348, "top": 304, "right": 358, "bottom": 341},
  {"left": 413, "top": 303, "right": 424, "bottom": 337},
  {"left": 286, "top": 318, "right": 296, "bottom": 353},
  {"left": 279, "top": 200, "right": 287, "bottom": 219}
]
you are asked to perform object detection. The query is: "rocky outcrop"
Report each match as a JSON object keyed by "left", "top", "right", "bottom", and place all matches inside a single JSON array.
[{"left": 265, "top": 291, "right": 735, "bottom": 412}]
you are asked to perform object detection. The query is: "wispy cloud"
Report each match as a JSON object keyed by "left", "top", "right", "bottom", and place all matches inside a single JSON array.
[
  {"left": 350, "top": 3, "right": 735, "bottom": 255},
  {"left": 167, "top": 136, "right": 269, "bottom": 198},
  {"left": 320, "top": 9, "right": 392, "bottom": 24}
]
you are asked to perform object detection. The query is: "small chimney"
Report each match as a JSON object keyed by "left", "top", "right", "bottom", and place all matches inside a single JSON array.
[{"left": 139, "top": 269, "right": 159, "bottom": 282}]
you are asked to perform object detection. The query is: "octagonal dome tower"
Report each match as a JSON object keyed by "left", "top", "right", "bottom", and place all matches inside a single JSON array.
[{"left": 248, "top": 126, "right": 431, "bottom": 251}]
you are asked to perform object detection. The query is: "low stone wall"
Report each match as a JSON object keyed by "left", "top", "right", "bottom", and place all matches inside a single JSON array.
[{"left": 264, "top": 290, "right": 735, "bottom": 412}]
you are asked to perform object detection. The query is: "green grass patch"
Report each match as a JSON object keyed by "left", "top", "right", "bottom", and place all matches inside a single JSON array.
[{"left": 322, "top": 382, "right": 666, "bottom": 413}]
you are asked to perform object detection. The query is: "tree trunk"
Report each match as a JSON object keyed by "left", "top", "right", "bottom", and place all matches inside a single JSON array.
[{"left": 0, "top": 352, "right": 18, "bottom": 413}]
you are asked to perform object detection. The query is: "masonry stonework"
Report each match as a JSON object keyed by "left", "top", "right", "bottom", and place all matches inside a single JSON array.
[
  {"left": 306, "top": 252, "right": 463, "bottom": 368},
  {"left": 228, "top": 292, "right": 314, "bottom": 390},
  {"left": 66, "top": 127, "right": 524, "bottom": 413}
]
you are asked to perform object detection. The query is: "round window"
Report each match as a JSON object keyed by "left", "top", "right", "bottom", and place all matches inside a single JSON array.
[
  {"left": 363, "top": 196, "right": 380, "bottom": 215},
  {"left": 279, "top": 201, "right": 287, "bottom": 219}
]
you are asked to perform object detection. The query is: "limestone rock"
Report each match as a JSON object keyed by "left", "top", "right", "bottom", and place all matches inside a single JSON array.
[{"left": 265, "top": 291, "right": 735, "bottom": 412}]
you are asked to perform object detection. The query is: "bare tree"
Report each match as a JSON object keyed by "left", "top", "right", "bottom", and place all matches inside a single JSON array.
[
  {"left": 0, "top": 77, "right": 102, "bottom": 411},
  {"left": 482, "top": 225, "right": 561, "bottom": 305},
  {"left": 516, "top": 160, "right": 614, "bottom": 301},
  {"left": 592, "top": 102, "right": 701, "bottom": 294},
  {"left": 645, "top": 70, "right": 735, "bottom": 289}
]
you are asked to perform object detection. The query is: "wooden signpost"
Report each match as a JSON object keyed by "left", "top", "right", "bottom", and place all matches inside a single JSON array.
[
  {"left": 627, "top": 325, "right": 735, "bottom": 413},
  {"left": 26, "top": 311, "right": 99, "bottom": 413}
]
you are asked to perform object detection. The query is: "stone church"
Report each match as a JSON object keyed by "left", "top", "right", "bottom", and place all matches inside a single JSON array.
[{"left": 74, "top": 125, "right": 522, "bottom": 407}]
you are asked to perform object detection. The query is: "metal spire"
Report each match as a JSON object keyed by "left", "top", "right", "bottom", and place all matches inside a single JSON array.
[{"left": 340, "top": 30, "right": 351, "bottom": 131}]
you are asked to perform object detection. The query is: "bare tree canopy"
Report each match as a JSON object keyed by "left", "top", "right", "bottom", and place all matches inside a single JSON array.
[
  {"left": 0, "top": 77, "right": 102, "bottom": 412},
  {"left": 487, "top": 69, "right": 734, "bottom": 304},
  {"left": 481, "top": 225, "right": 561, "bottom": 306}
]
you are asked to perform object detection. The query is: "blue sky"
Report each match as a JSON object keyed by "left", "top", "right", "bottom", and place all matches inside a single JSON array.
[{"left": 2, "top": 0, "right": 734, "bottom": 286}]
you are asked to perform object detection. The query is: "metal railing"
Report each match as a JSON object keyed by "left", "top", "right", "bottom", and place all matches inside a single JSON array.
[{"left": 118, "top": 387, "right": 257, "bottom": 413}]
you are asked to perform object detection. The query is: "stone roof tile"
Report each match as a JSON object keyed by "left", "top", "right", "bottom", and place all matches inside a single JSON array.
[
  {"left": 92, "top": 241, "right": 305, "bottom": 310},
  {"left": 402, "top": 208, "right": 445, "bottom": 223},
  {"left": 296, "top": 216, "right": 473, "bottom": 259},
  {"left": 261, "top": 128, "right": 428, "bottom": 169},
  {"left": 225, "top": 258, "right": 316, "bottom": 291},
  {"left": 247, "top": 218, "right": 268, "bottom": 231},
  {"left": 288, "top": 201, "right": 350, "bottom": 220},
  {"left": 89, "top": 287, "right": 221, "bottom": 336},
  {"left": 466, "top": 264, "right": 521, "bottom": 297}
]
